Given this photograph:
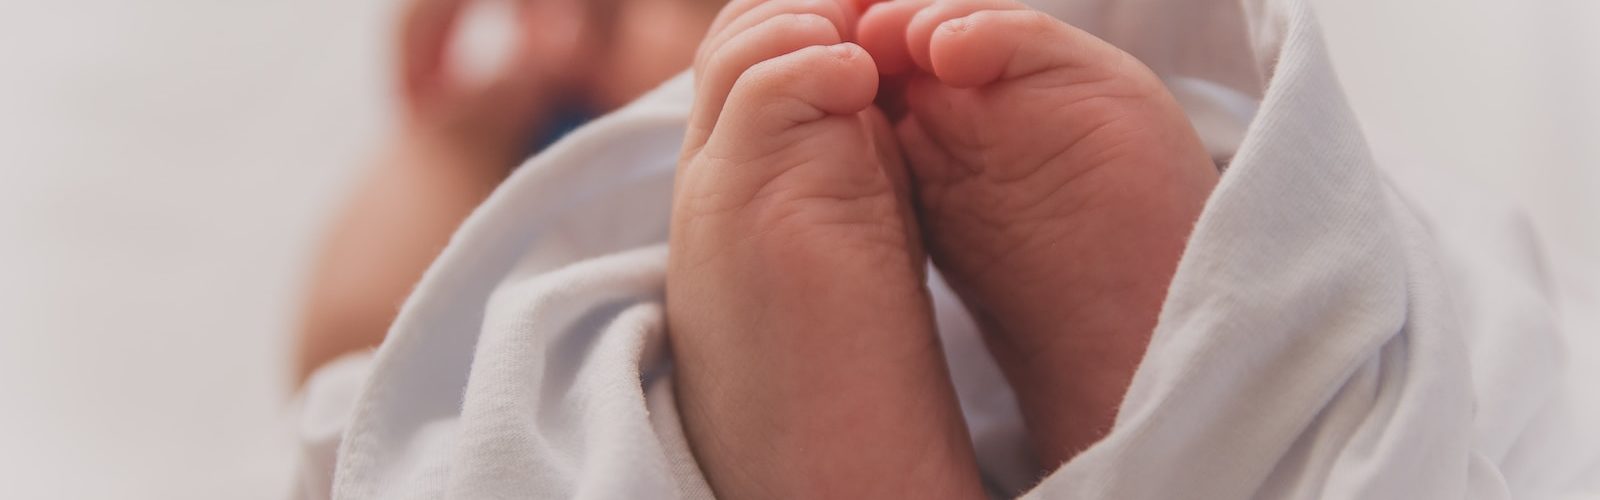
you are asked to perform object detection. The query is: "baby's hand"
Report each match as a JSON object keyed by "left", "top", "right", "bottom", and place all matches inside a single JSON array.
[
  {"left": 859, "top": 0, "right": 1219, "bottom": 466},
  {"left": 395, "top": 0, "right": 592, "bottom": 168}
]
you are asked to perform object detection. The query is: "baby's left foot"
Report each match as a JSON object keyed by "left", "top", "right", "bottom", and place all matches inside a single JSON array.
[
  {"left": 860, "top": 0, "right": 1219, "bottom": 467},
  {"left": 667, "top": 0, "right": 984, "bottom": 497}
]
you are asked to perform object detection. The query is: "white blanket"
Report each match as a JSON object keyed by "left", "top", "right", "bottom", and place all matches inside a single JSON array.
[{"left": 294, "top": 0, "right": 1600, "bottom": 498}]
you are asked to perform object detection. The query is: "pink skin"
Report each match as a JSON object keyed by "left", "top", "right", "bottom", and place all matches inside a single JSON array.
[
  {"left": 668, "top": 0, "right": 1220, "bottom": 492},
  {"left": 666, "top": 0, "right": 986, "bottom": 498},
  {"left": 857, "top": 0, "right": 1219, "bottom": 468}
]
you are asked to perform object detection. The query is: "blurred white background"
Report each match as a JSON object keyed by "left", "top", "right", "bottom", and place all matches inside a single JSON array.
[{"left": 0, "top": 0, "right": 1595, "bottom": 498}]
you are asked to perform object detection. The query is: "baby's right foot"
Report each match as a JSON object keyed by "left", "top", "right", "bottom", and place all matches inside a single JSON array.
[
  {"left": 667, "top": 0, "right": 983, "bottom": 497},
  {"left": 860, "top": 0, "right": 1220, "bottom": 467}
]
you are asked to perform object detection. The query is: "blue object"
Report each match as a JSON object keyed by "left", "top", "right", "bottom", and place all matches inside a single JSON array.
[{"left": 528, "top": 100, "right": 596, "bottom": 155}]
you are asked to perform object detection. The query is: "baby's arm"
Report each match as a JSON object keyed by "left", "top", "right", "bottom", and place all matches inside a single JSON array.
[
  {"left": 294, "top": 0, "right": 590, "bottom": 384},
  {"left": 295, "top": 133, "right": 510, "bottom": 384}
]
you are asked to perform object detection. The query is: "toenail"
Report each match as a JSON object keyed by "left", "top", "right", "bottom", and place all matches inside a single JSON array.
[
  {"left": 829, "top": 43, "right": 857, "bottom": 60},
  {"left": 941, "top": 18, "right": 972, "bottom": 34}
]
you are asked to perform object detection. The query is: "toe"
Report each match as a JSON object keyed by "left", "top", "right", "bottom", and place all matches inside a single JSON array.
[
  {"left": 926, "top": 9, "right": 1133, "bottom": 89},
  {"left": 902, "top": 0, "right": 1028, "bottom": 75},
  {"left": 688, "top": 13, "right": 846, "bottom": 154},
  {"left": 884, "top": 0, "right": 1138, "bottom": 91},
  {"left": 676, "top": 40, "right": 883, "bottom": 223},
  {"left": 686, "top": 0, "right": 866, "bottom": 156},
  {"left": 696, "top": 0, "right": 857, "bottom": 71},
  {"left": 856, "top": 0, "right": 929, "bottom": 75},
  {"left": 705, "top": 43, "right": 880, "bottom": 159}
]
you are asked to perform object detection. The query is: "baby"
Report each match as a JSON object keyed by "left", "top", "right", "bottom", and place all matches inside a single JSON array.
[
  {"left": 667, "top": 0, "right": 1219, "bottom": 497},
  {"left": 300, "top": 0, "right": 1218, "bottom": 495}
]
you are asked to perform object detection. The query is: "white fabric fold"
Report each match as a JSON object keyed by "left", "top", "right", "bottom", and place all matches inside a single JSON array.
[{"left": 293, "top": 0, "right": 1600, "bottom": 498}]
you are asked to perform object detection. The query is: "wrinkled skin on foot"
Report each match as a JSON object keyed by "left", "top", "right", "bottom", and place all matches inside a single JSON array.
[
  {"left": 666, "top": 0, "right": 986, "bottom": 497},
  {"left": 858, "top": 0, "right": 1220, "bottom": 467}
]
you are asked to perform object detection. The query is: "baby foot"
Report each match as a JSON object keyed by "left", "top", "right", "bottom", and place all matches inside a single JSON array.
[
  {"left": 667, "top": 0, "right": 983, "bottom": 497},
  {"left": 859, "top": 0, "right": 1220, "bottom": 467}
]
